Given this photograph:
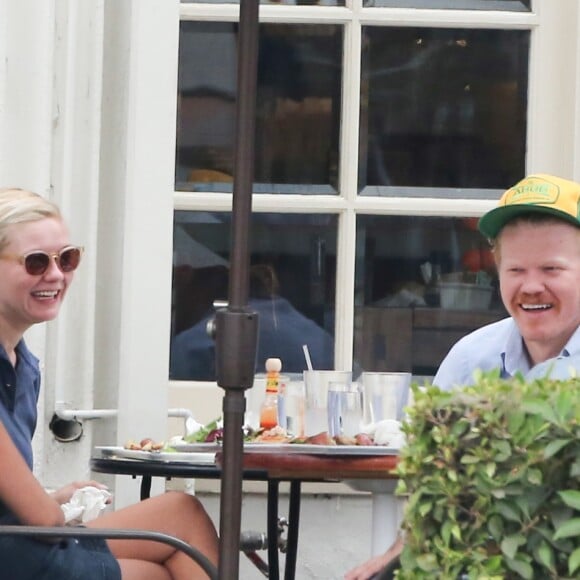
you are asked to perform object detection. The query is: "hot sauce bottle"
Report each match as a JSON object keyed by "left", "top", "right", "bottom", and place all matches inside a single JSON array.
[{"left": 259, "top": 358, "right": 282, "bottom": 430}]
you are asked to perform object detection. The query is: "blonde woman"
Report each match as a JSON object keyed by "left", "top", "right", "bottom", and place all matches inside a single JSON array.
[{"left": 0, "top": 188, "right": 218, "bottom": 579}]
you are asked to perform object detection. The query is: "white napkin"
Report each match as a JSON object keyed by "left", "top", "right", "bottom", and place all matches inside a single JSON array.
[
  {"left": 61, "top": 486, "right": 112, "bottom": 524},
  {"left": 363, "top": 419, "right": 406, "bottom": 448}
]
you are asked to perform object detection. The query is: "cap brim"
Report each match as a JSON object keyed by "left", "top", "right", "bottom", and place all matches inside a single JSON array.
[{"left": 478, "top": 204, "right": 580, "bottom": 239}]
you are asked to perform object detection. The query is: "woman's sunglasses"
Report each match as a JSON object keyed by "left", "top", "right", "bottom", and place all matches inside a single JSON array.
[{"left": 1, "top": 246, "right": 84, "bottom": 275}]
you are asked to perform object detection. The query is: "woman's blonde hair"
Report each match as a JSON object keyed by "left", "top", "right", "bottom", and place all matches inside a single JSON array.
[{"left": 0, "top": 188, "right": 61, "bottom": 252}]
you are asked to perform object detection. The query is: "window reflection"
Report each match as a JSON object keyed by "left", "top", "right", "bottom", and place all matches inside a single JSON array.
[
  {"left": 353, "top": 216, "right": 506, "bottom": 378},
  {"left": 170, "top": 212, "right": 337, "bottom": 380},
  {"left": 359, "top": 27, "right": 529, "bottom": 192},
  {"left": 176, "top": 22, "right": 342, "bottom": 193}
]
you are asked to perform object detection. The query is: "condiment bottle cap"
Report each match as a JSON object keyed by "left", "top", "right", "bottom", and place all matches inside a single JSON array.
[{"left": 265, "top": 358, "right": 282, "bottom": 373}]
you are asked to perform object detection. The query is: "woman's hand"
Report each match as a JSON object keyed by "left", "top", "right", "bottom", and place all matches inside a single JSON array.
[
  {"left": 49, "top": 481, "right": 110, "bottom": 505},
  {"left": 344, "top": 537, "right": 403, "bottom": 580}
]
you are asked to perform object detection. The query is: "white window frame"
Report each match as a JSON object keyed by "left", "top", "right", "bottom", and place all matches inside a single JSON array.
[{"left": 170, "top": 0, "right": 578, "bottom": 385}]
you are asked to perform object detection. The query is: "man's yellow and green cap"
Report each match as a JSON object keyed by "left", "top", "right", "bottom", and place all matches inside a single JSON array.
[{"left": 478, "top": 174, "right": 580, "bottom": 239}]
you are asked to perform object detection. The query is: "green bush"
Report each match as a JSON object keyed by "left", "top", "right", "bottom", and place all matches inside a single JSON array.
[{"left": 395, "top": 370, "right": 580, "bottom": 579}]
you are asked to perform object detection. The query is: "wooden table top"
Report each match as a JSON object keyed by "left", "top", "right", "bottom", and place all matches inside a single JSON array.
[{"left": 217, "top": 451, "right": 399, "bottom": 481}]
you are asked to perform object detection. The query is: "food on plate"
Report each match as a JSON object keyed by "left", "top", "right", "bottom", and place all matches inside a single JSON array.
[
  {"left": 247, "top": 426, "right": 392, "bottom": 446},
  {"left": 333, "top": 435, "right": 357, "bottom": 446},
  {"left": 302, "top": 431, "right": 335, "bottom": 446},
  {"left": 185, "top": 418, "right": 224, "bottom": 443},
  {"left": 354, "top": 433, "right": 374, "bottom": 446},
  {"left": 253, "top": 425, "right": 292, "bottom": 444},
  {"left": 124, "top": 438, "right": 165, "bottom": 452}
]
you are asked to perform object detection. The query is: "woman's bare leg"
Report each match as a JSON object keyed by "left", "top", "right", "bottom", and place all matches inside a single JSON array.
[{"left": 88, "top": 491, "right": 219, "bottom": 580}]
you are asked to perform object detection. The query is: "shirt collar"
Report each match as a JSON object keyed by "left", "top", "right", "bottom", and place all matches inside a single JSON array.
[{"left": 501, "top": 322, "right": 580, "bottom": 377}]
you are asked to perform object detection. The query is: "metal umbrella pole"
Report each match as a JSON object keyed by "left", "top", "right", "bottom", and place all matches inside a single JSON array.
[{"left": 213, "top": 0, "right": 261, "bottom": 577}]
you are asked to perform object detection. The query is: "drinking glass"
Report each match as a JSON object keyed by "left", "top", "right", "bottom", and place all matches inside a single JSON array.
[
  {"left": 362, "top": 372, "right": 411, "bottom": 424},
  {"left": 245, "top": 376, "right": 266, "bottom": 430},
  {"left": 284, "top": 380, "right": 305, "bottom": 437},
  {"left": 328, "top": 382, "right": 363, "bottom": 438},
  {"left": 303, "top": 370, "right": 352, "bottom": 436}
]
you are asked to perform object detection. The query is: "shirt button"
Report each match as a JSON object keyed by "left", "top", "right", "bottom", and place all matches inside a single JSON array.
[{"left": 5, "top": 383, "right": 11, "bottom": 388}]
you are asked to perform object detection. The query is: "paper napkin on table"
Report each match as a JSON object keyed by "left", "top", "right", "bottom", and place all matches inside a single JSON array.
[
  {"left": 363, "top": 419, "right": 406, "bottom": 448},
  {"left": 61, "top": 486, "right": 112, "bottom": 524}
]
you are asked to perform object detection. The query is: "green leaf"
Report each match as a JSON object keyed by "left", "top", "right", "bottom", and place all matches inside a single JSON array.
[
  {"left": 487, "top": 514, "right": 504, "bottom": 541},
  {"left": 527, "top": 467, "right": 542, "bottom": 485},
  {"left": 441, "top": 520, "right": 452, "bottom": 545},
  {"left": 416, "top": 553, "right": 439, "bottom": 572},
  {"left": 451, "top": 523, "right": 461, "bottom": 542},
  {"left": 537, "top": 540, "right": 554, "bottom": 571},
  {"left": 460, "top": 454, "right": 480, "bottom": 464},
  {"left": 495, "top": 501, "right": 521, "bottom": 523},
  {"left": 505, "top": 556, "right": 533, "bottom": 579},
  {"left": 521, "top": 400, "right": 558, "bottom": 424},
  {"left": 486, "top": 462, "right": 497, "bottom": 478},
  {"left": 544, "top": 438, "right": 572, "bottom": 459},
  {"left": 501, "top": 534, "right": 526, "bottom": 559},
  {"left": 555, "top": 390, "right": 574, "bottom": 421},
  {"left": 568, "top": 546, "right": 580, "bottom": 576},
  {"left": 507, "top": 410, "right": 525, "bottom": 434},
  {"left": 558, "top": 490, "right": 580, "bottom": 511},
  {"left": 554, "top": 518, "right": 580, "bottom": 541}
]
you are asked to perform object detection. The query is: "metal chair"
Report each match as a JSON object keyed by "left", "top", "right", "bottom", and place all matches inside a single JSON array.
[{"left": 0, "top": 525, "right": 218, "bottom": 580}]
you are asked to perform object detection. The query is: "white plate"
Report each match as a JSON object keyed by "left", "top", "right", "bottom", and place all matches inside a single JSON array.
[
  {"left": 170, "top": 442, "right": 222, "bottom": 453},
  {"left": 171, "top": 442, "right": 398, "bottom": 456},
  {"left": 94, "top": 446, "right": 216, "bottom": 464}
]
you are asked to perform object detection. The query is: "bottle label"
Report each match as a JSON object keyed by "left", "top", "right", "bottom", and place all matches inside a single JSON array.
[{"left": 266, "top": 375, "right": 279, "bottom": 394}]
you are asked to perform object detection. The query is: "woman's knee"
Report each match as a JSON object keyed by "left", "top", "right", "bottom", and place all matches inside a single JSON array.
[{"left": 164, "top": 491, "right": 208, "bottom": 520}]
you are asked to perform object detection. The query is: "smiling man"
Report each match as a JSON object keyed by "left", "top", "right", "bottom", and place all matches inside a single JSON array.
[
  {"left": 345, "top": 173, "right": 580, "bottom": 580},
  {"left": 434, "top": 173, "right": 580, "bottom": 391}
]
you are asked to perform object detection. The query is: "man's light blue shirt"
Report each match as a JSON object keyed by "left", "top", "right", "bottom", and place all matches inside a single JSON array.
[{"left": 433, "top": 317, "right": 580, "bottom": 391}]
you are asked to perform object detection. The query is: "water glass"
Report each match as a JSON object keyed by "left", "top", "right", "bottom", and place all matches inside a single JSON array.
[
  {"left": 362, "top": 372, "right": 412, "bottom": 424},
  {"left": 284, "top": 380, "right": 305, "bottom": 437},
  {"left": 328, "top": 382, "right": 363, "bottom": 438},
  {"left": 303, "top": 370, "right": 352, "bottom": 436},
  {"left": 245, "top": 376, "right": 266, "bottom": 430}
]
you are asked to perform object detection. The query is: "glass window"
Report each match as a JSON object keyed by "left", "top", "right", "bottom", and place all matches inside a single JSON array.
[
  {"left": 353, "top": 215, "right": 506, "bottom": 378},
  {"left": 170, "top": 211, "right": 338, "bottom": 380},
  {"left": 364, "top": 0, "right": 530, "bottom": 9},
  {"left": 359, "top": 27, "right": 529, "bottom": 193},
  {"left": 176, "top": 22, "right": 343, "bottom": 194}
]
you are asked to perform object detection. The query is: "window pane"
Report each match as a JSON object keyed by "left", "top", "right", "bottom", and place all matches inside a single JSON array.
[
  {"left": 177, "top": 23, "right": 342, "bottom": 193},
  {"left": 353, "top": 215, "right": 506, "bottom": 379},
  {"left": 171, "top": 211, "right": 337, "bottom": 380},
  {"left": 364, "top": 0, "right": 530, "bottom": 10},
  {"left": 359, "top": 28, "right": 529, "bottom": 193}
]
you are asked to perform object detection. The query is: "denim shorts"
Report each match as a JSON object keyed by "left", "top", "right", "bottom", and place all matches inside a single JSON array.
[{"left": 0, "top": 534, "right": 122, "bottom": 580}]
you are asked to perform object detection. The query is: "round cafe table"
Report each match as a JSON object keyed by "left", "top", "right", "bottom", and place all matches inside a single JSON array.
[{"left": 91, "top": 448, "right": 399, "bottom": 580}]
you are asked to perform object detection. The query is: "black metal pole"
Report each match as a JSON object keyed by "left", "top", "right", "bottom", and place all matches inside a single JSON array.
[{"left": 216, "top": 0, "right": 261, "bottom": 577}]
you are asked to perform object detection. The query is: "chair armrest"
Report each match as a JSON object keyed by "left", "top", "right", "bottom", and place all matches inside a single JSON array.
[{"left": 0, "top": 525, "right": 217, "bottom": 580}]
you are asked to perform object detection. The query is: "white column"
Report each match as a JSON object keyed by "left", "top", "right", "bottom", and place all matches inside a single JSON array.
[
  {"left": 97, "top": 0, "right": 180, "bottom": 506},
  {"left": 42, "top": 0, "right": 106, "bottom": 489}
]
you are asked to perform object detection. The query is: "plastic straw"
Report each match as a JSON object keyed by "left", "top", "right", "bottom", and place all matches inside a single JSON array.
[{"left": 302, "top": 344, "right": 314, "bottom": 371}]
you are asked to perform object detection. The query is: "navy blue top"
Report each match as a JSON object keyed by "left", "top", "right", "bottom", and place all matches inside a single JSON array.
[
  {"left": 170, "top": 297, "right": 335, "bottom": 380},
  {"left": 0, "top": 340, "right": 41, "bottom": 522}
]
